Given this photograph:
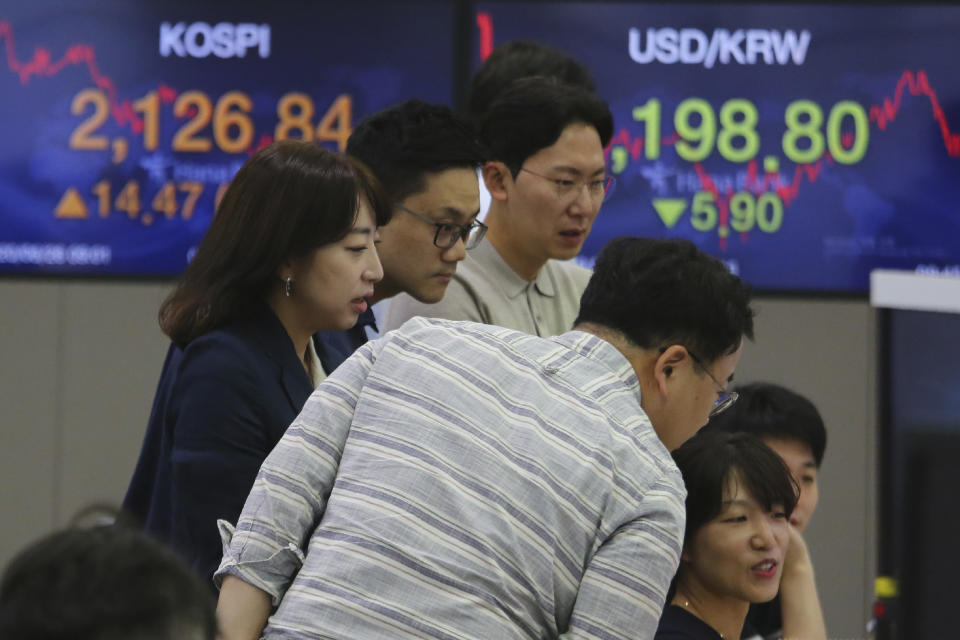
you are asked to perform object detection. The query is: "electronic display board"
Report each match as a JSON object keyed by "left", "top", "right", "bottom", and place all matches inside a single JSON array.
[
  {"left": 475, "top": 2, "right": 960, "bottom": 293},
  {"left": 0, "top": 1, "right": 455, "bottom": 276}
]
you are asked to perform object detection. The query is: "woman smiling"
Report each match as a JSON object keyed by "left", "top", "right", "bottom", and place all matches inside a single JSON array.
[{"left": 656, "top": 430, "right": 798, "bottom": 640}]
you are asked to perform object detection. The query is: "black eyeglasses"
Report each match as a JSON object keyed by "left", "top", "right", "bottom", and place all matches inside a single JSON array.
[
  {"left": 396, "top": 205, "right": 488, "bottom": 250},
  {"left": 687, "top": 350, "right": 738, "bottom": 418}
]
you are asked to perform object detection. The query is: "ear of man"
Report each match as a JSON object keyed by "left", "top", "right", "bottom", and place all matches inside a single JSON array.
[
  {"left": 482, "top": 161, "right": 511, "bottom": 202},
  {"left": 653, "top": 344, "right": 690, "bottom": 396}
]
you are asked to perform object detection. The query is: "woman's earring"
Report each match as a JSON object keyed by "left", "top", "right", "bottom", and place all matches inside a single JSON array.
[{"left": 283, "top": 276, "right": 293, "bottom": 298}]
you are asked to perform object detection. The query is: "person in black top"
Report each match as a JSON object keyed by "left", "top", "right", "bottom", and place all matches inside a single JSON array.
[
  {"left": 707, "top": 383, "right": 828, "bottom": 639},
  {"left": 655, "top": 430, "right": 798, "bottom": 640}
]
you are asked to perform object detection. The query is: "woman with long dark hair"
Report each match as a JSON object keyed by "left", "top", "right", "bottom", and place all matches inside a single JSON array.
[
  {"left": 656, "top": 430, "right": 799, "bottom": 640},
  {"left": 123, "top": 140, "right": 391, "bottom": 584}
]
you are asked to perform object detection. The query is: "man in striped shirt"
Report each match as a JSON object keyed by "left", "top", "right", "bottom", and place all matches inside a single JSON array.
[{"left": 215, "top": 237, "right": 755, "bottom": 640}]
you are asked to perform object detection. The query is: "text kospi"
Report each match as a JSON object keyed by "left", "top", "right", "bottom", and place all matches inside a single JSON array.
[{"left": 159, "top": 22, "right": 271, "bottom": 59}]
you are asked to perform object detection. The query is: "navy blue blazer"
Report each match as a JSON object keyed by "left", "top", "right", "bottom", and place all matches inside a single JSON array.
[
  {"left": 315, "top": 306, "right": 377, "bottom": 366},
  {"left": 124, "top": 304, "right": 318, "bottom": 584}
]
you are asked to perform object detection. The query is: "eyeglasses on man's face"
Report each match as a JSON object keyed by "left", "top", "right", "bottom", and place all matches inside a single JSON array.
[
  {"left": 519, "top": 167, "right": 616, "bottom": 204},
  {"left": 396, "top": 205, "right": 488, "bottom": 250},
  {"left": 687, "top": 350, "right": 738, "bottom": 418}
]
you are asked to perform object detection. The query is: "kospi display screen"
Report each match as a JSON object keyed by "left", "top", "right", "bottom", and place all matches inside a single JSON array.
[
  {"left": 0, "top": 1, "right": 455, "bottom": 276},
  {"left": 475, "top": 2, "right": 960, "bottom": 293}
]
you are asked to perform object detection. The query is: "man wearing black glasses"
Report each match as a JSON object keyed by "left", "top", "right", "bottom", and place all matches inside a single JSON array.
[
  {"left": 383, "top": 77, "right": 613, "bottom": 337},
  {"left": 316, "top": 100, "right": 486, "bottom": 366}
]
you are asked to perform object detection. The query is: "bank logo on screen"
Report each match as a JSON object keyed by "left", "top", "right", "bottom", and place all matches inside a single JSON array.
[
  {"left": 628, "top": 28, "right": 811, "bottom": 68},
  {"left": 159, "top": 22, "right": 271, "bottom": 59}
]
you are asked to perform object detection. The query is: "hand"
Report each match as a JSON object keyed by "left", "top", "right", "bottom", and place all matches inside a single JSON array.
[
  {"left": 781, "top": 523, "right": 814, "bottom": 581},
  {"left": 778, "top": 524, "right": 826, "bottom": 640}
]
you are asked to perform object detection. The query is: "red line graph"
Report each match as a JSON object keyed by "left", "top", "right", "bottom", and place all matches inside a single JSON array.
[
  {"left": 869, "top": 70, "right": 960, "bottom": 156},
  {"left": 607, "top": 69, "right": 959, "bottom": 222},
  {"left": 603, "top": 68, "right": 960, "bottom": 248},
  {"left": 693, "top": 158, "right": 831, "bottom": 243},
  {"left": 610, "top": 69, "right": 960, "bottom": 167},
  {"left": 609, "top": 124, "right": 832, "bottom": 228},
  {"left": 0, "top": 20, "right": 167, "bottom": 133},
  {"left": 477, "top": 12, "right": 494, "bottom": 61}
]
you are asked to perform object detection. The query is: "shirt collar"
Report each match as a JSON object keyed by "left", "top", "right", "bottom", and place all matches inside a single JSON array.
[
  {"left": 550, "top": 330, "right": 640, "bottom": 394},
  {"left": 475, "top": 239, "right": 557, "bottom": 300}
]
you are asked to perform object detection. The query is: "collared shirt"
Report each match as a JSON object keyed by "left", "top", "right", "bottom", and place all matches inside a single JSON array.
[
  {"left": 216, "top": 317, "right": 686, "bottom": 640},
  {"left": 381, "top": 239, "right": 592, "bottom": 337},
  {"left": 304, "top": 338, "right": 326, "bottom": 387}
]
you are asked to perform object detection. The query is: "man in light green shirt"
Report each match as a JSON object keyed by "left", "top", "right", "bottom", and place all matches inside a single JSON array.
[{"left": 383, "top": 77, "right": 613, "bottom": 336}]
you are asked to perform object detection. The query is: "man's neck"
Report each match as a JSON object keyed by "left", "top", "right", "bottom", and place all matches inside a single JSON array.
[
  {"left": 573, "top": 323, "right": 644, "bottom": 363},
  {"left": 573, "top": 323, "right": 681, "bottom": 450},
  {"left": 485, "top": 207, "right": 546, "bottom": 282}
]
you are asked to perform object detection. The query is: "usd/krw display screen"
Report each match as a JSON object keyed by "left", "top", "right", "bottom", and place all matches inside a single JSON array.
[
  {"left": 0, "top": 1, "right": 454, "bottom": 276},
  {"left": 475, "top": 2, "right": 960, "bottom": 293}
]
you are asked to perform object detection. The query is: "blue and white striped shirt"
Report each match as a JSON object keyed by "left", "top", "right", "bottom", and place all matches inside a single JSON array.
[{"left": 217, "top": 318, "right": 686, "bottom": 639}]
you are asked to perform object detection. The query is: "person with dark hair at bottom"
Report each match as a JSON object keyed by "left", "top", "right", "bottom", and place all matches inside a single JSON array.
[
  {"left": 332, "top": 99, "right": 486, "bottom": 348},
  {"left": 123, "top": 140, "right": 391, "bottom": 586},
  {"left": 655, "top": 430, "right": 799, "bottom": 640},
  {"left": 0, "top": 523, "right": 217, "bottom": 640},
  {"left": 384, "top": 77, "right": 614, "bottom": 337},
  {"left": 215, "top": 236, "right": 754, "bottom": 640},
  {"left": 466, "top": 40, "right": 596, "bottom": 121},
  {"left": 707, "top": 383, "right": 828, "bottom": 640}
]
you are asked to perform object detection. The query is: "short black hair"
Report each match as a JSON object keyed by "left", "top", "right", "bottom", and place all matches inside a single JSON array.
[
  {"left": 468, "top": 40, "right": 596, "bottom": 118},
  {"left": 0, "top": 525, "right": 217, "bottom": 640},
  {"left": 346, "top": 99, "right": 486, "bottom": 204},
  {"left": 708, "top": 382, "right": 827, "bottom": 467},
  {"left": 480, "top": 76, "right": 613, "bottom": 177},
  {"left": 576, "top": 237, "right": 754, "bottom": 363},
  {"left": 672, "top": 430, "right": 799, "bottom": 546}
]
